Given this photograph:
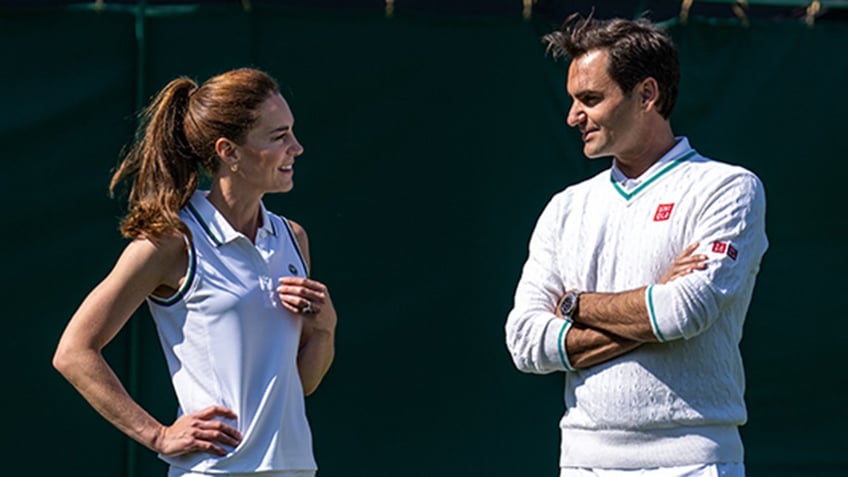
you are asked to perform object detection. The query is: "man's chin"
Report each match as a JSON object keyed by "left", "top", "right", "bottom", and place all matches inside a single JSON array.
[{"left": 582, "top": 146, "right": 610, "bottom": 160}]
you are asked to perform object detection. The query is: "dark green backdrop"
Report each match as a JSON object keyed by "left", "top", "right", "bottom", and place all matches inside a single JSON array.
[{"left": 2, "top": 4, "right": 846, "bottom": 477}]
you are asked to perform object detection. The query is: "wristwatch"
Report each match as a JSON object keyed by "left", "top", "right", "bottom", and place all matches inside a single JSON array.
[{"left": 559, "top": 290, "right": 582, "bottom": 319}]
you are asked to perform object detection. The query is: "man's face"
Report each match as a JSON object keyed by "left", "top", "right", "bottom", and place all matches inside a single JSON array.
[{"left": 566, "top": 49, "right": 643, "bottom": 160}]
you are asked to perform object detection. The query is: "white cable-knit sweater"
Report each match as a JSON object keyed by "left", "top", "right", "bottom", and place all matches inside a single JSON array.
[{"left": 505, "top": 138, "right": 768, "bottom": 469}]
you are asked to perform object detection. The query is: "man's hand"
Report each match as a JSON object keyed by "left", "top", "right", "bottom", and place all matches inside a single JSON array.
[{"left": 658, "top": 242, "right": 707, "bottom": 284}]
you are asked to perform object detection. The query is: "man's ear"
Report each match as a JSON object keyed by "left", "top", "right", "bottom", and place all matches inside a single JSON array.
[{"left": 638, "top": 77, "right": 660, "bottom": 112}]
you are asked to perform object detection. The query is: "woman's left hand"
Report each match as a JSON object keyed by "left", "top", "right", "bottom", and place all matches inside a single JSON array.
[
  {"left": 277, "top": 277, "right": 337, "bottom": 333},
  {"left": 279, "top": 276, "right": 337, "bottom": 395}
]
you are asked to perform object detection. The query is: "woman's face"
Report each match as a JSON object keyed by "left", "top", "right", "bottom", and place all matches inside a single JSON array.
[{"left": 231, "top": 93, "right": 304, "bottom": 194}]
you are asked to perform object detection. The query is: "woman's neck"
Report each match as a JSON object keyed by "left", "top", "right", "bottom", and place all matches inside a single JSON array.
[{"left": 206, "top": 182, "right": 263, "bottom": 243}]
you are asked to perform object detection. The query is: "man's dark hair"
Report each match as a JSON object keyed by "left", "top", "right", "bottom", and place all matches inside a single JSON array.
[{"left": 544, "top": 14, "right": 680, "bottom": 119}]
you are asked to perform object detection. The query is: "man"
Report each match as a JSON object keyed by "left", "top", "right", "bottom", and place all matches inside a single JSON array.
[{"left": 504, "top": 15, "right": 768, "bottom": 477}]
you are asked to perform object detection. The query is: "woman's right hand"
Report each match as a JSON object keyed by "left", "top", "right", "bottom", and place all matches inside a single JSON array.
[
  {"left": 658, "top": 242, "right": 708, "bottom": 284},
  {"left": 154, "top": 405, "right": 242, "bottom": 457}
]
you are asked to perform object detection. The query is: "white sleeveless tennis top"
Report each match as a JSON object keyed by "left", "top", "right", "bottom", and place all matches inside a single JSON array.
[{"left": 147, "top": 190, "right": 316, "bottom": 474}]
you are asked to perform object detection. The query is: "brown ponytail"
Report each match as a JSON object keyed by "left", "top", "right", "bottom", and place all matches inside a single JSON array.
[{"left": 110, "top": 68, "right": 280, "bottom": 239}]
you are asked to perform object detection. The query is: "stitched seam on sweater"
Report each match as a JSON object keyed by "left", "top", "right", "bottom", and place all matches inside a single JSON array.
[
  {"left": 646, "top": 285, "right": 667, "bottom": 342},
  {"left": 558, "top": 319, "right": 575, "bottom": 371}
]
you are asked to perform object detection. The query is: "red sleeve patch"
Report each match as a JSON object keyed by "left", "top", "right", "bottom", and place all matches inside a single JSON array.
[{"left": 711, "top": 241, "right": 738, "bottom": 260}]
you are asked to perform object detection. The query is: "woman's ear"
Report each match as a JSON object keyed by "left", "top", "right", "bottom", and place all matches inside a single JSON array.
[{"left": 214, "top": 137, "right": 239, "bottom": 170}]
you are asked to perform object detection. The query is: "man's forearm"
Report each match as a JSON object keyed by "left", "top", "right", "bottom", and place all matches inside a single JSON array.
[
  {"left": 573, "top": 288, "right": 659, "bottom": 342},
  {"left": 565, "top": 322, "right": 642, "bottom": 368}
]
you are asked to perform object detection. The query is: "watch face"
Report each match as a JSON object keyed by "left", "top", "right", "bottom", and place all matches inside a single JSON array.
[{"left": 560, "top": 294, "right": 576, "bottom": 316}]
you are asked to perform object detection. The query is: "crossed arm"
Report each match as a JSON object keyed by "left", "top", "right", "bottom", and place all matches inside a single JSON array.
[
  {"left": 555, "top": 243, "right": 706, "bottom": 369},
  {"left": 506, "top": 174, "right": 766, "bottom": 373},
  {"left": 505, "top": 244, "right": 706, "bottom": 373}
]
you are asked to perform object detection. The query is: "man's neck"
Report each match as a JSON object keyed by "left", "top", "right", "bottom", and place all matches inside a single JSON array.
[{"left": 614, "top": 124, "right": 676, "bottom": 179}]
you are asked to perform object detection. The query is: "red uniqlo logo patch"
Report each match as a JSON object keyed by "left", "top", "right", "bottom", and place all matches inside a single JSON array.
[
  {"left": 653, "top": 203, "right": 674, "bottom": 221},
  {"left": 711, "top": 241, "right": 738, "bottom": 260}
]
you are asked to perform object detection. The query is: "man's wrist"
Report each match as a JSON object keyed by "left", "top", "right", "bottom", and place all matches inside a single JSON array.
[{"left": 558, "top": 289, "right": 582, "bottom": 319}]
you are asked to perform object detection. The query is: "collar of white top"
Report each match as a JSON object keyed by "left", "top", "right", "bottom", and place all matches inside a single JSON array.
[
  {"left": 610, "top": 136, "right": 691, "bottom": 192},
  {"left": 186, "top": 190, "right": 277, "bottom": 247}
]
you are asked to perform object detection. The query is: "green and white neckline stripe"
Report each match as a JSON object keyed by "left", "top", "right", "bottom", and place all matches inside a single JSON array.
[
  {"left": 187, "top": 201, "right": 223, "bottom": 246},
  {"left": 184, "top": 192, "right": 307, "bottom": 276},
  {"left": 185, "top": 193, "right": 277, "bottom": 247},
  {"left": 610, "top": 150, "right": 697, "bottom": 200}
]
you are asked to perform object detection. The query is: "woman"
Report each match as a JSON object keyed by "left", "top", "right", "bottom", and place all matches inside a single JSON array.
[{"left": 53, "top": 68, "right": 336, "bottom": 477}]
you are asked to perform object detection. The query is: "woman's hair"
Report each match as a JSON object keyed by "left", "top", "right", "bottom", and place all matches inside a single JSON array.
[
  {"left": 544, "top": 14, "right": 680, "bottom": 119},
  {"left": 110, "top": 67, "right": 280, "bottom": 239}
]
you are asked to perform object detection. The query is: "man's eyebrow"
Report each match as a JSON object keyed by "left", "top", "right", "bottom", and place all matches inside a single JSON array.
[
  {"left": 572, "top": 89, "right": 599, "bottom": 98},
  {"left": 269, "top": 125, "right": 291, "bottom": 134}
]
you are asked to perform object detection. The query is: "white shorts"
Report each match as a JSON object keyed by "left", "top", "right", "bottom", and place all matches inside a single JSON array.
[
  {"left": 560, "top": 463, "right": 744, "bottom": 477},
  {"left": 168, "top": 467, "right": 316, "bottom": 477}
]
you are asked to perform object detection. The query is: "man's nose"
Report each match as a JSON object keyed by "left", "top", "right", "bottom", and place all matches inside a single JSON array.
[{"left": 566, "top": 102, "right": 584, "bottom": 128}]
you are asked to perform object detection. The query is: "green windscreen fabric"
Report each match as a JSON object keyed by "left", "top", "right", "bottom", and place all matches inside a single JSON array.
[
  {"left": 670, "top": 18, "right": 848, "bottom": 474},
  {"left": 3, "top": 6, "right": 845, "bottom": 477}
]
